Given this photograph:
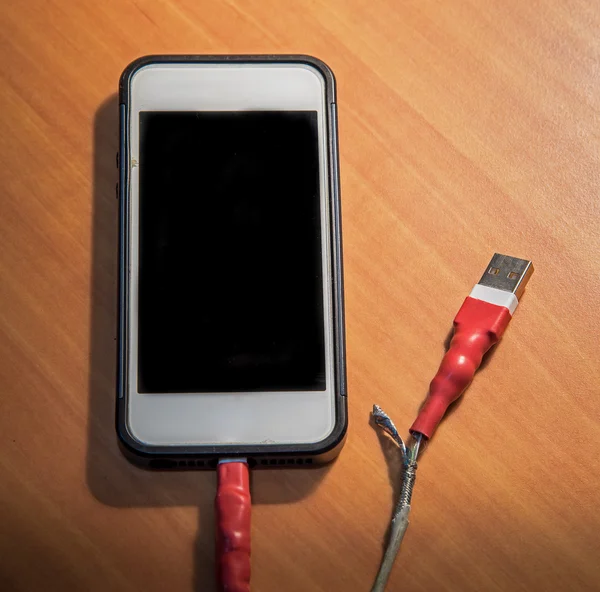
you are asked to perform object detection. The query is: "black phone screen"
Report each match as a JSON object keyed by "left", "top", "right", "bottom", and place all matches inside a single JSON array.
[{"left": 137, "top": 111, "right": 326, "bottom": 393}]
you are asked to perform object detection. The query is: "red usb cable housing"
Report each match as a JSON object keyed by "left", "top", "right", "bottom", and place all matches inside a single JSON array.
[
  {"left": 410, "top": 297, "right": 510, "bottom": 438},
  {"left": 215, "top": 461, "right": 251, "bottom": 592},
  {"left": 410, "top": 254, "right": 533, "bottom": 439}
]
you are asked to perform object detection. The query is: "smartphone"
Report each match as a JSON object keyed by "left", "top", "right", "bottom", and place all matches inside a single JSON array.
[{"left": 117, "top": 55, "right": 346, "bottom": 469}]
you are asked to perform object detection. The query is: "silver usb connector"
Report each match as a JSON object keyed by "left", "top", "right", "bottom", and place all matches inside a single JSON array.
[{"left": 477, "top": 253, "right": 534, "bottom": 300}]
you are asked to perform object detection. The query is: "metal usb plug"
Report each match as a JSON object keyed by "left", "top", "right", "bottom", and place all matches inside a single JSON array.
[{"left": 478, "top": 253, "right": 534, "bottom": 300}]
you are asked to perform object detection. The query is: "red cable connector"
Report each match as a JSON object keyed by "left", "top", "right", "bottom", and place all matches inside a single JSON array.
[
  {"left": 410, "top": 254, "right": 533, "bottom": 439},
  {"left": 215, "top": 460, "right": 251, "bottom": 592}
]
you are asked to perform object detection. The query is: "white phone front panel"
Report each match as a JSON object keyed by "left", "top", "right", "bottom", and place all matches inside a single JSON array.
[{"left": 125, "top": 63, "right": 336, "bottom": 447}]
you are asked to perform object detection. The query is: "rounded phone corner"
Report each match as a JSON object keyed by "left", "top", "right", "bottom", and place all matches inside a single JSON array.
[
  {"left": 115, "top": 409, "right": 153, "bottom": 469},
  {"left": 119, "top": 55, "right": 159, "bottom": 103},
  {"left": 293, "top": 55, "right": 336, "bottom": 101},
  {"left": 308, "top": 405, "right": 348, "bottom": 464}
]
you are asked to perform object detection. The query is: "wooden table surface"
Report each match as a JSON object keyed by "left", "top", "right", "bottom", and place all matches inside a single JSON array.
[{"left": 2, "top": 1, "right": 600, "bottom": 591}]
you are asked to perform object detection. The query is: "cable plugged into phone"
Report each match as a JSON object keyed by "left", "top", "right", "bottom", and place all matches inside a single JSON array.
[
  {"left": 215, "top": 459, "right": 251, "bottom": 592},
  {"left": 371, "top": 254, "right": 534, "bottom": 591}
]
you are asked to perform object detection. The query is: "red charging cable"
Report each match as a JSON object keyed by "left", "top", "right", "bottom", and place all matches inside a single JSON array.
[
  {"left": 215, "top": 460, "right": 251, "bottom": 592},
  {"left": 410, "top": 297, "right": 511, "bottom": 437},
  {"left": 410, "top": 253, "right": 534, "bottom": 439}
]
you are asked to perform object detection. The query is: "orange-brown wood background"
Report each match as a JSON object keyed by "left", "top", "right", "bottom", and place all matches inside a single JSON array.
[{"left": 1, "top": 1, "right": 599, "bottom": 590}]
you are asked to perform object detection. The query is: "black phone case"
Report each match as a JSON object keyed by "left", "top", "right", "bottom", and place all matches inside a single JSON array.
[{"left": 117, "top": 55, "right": 346, "bottom": 469}]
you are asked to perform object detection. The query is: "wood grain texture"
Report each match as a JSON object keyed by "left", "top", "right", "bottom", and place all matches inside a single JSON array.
[{"left": 1, "top": 1, "right": 599, "bottom": 590}]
